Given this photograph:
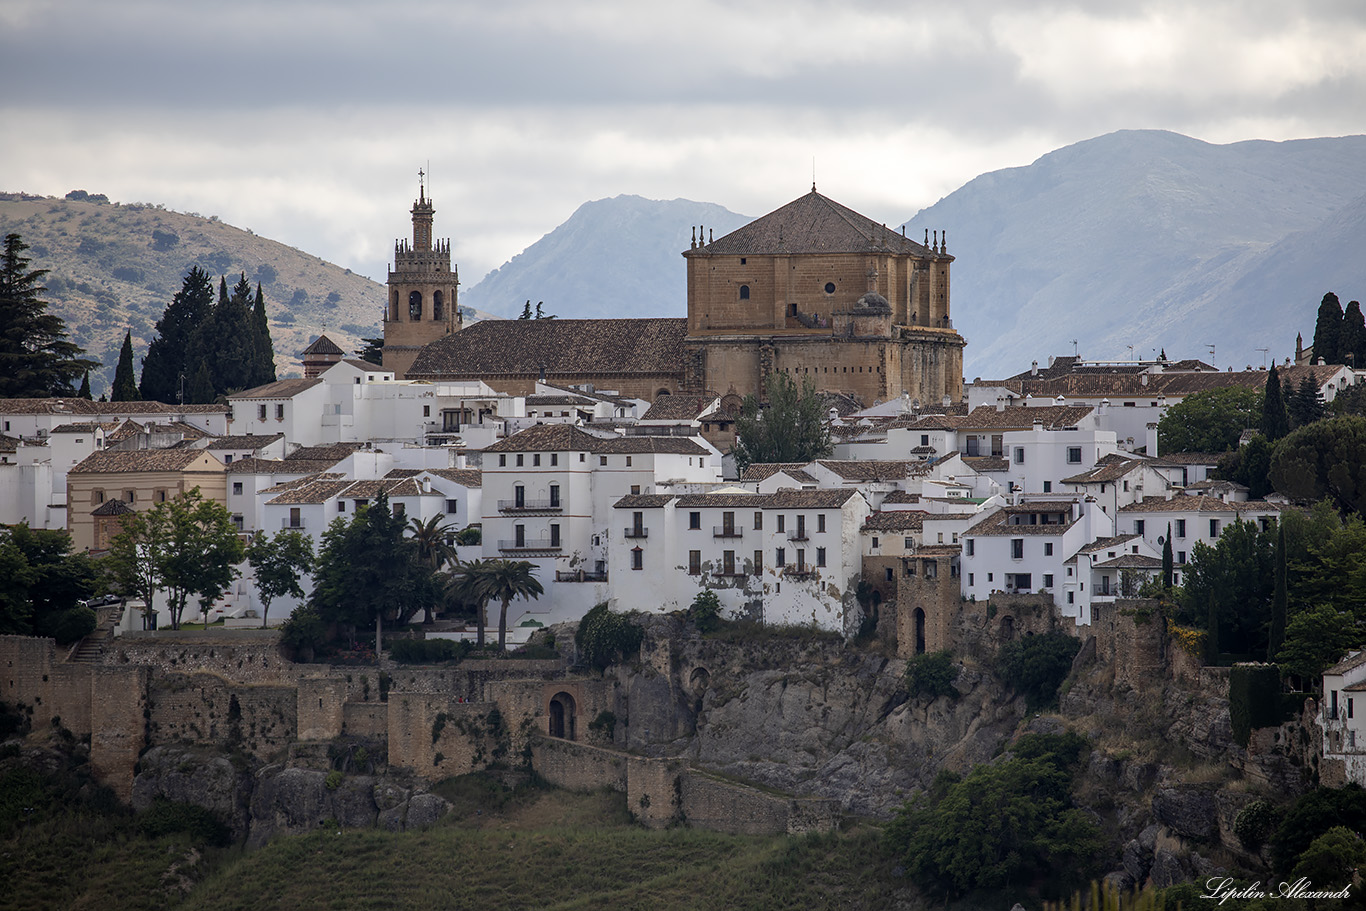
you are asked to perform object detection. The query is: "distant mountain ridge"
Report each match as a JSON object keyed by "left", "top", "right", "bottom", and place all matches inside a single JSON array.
[
  {"left": 899, "top": 130, "right": 1366, "bottom": 377},
  {"left": 461, "top": 195, "right": 751, "bottom": 319}
]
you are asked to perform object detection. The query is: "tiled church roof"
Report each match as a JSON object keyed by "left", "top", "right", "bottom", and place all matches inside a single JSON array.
[{"left": 689, "top": 190, "right": 938, "bottom": 258}]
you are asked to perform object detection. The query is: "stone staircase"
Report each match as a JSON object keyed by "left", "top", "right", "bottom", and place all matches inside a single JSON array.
[{"left": 66, "top": 602, "right": 125, "bottom": 664}]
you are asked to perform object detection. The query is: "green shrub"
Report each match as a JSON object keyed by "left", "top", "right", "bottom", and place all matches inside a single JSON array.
[
  {"left": 588, "top": 711, "right": 617, "bottom": 739},
  {"left": 575, "top": 603, "right": 645, "bottom": 672},
  {"left": 136, "top": 799, "right": 231, "bottom": 846},
  {"left": 689, "top": 591, "right": 722, "bottom": 633},
  {"left": 35, "top": 607, "right": 97, "bottom": 643},
  {"left": 324, "top": 770, "right": 343, "bottom": 791},
  {"left": 1234, "top": 799, "right": 1279, "bottom": 850},
  {"left": 906, "top": 651, "right": 958, "bottom": 701},
  {"left": 391, "top": 637, "right": 470, "bottom": 664},
  {"left": 997, "top": 631, "right": 1081, "bottom": 711}
]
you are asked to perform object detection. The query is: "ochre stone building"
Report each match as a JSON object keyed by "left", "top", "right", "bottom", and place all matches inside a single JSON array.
[
  {"left": 394, "top": 185, "right": 966, "bottom": 406},
  {"left": 382, "top": 176, "right": 462, "bottom": 379}
]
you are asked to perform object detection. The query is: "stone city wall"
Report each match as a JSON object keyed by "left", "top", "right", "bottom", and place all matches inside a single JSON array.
[
  {"left": 681, "top": 771, "right": 839, "bottom": 836},
  {"left": 147, "top": 673, "right": 297, "bottom": 762},
  {"left": 111, "top": 632, "right": 288, "bottom": 685}
]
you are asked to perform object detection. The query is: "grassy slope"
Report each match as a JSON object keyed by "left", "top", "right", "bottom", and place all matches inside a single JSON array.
[{"left": 0, "top": 193, "right": 385, "bottom": 395}]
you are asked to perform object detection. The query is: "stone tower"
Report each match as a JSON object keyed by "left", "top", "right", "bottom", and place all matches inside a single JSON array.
[{"left": 382, "top": 174, "right": 461, "bottom": 378}]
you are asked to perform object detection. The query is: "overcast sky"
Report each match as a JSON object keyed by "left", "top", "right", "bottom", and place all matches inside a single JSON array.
[{"left": 3, "top": 0, "right": 1364, "bottom": 287}]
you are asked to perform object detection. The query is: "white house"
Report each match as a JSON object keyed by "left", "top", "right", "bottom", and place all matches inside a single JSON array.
[
  {"left": 1116, "top": 493, "right": 1281, "bottom": 582},
  {"left": 1064, "top": 534, "right": 1163, "bottom": 625},
  {"left": 1322, "top": 651, "right": 1366, "bottom": 786}
]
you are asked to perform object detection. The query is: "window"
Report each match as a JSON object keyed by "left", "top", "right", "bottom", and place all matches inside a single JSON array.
[
  {"left": 409, "top": 290, "right": 422, "bottom": 319},
  {"left": 1209, "top": 519, "right": 1220, "bottom": 537},
  {"left": 739, "top": 284, "right": 750, "bottom": 300},
  {"left": 968, "top": 573, "right": 974, "bottom": 586},
  {"left": 258, "top": 404, "right": 267, "bottom": 421},
  {"left": 600, "top": 456, "right": 607, "bottom": 466},
  {"left": 551, "top": 454, "right": 558, "bottom": 466},
  {"left": 1043, "top": 574, "right": 1053, "bottom": 588},
  {"left": 689, "top": 512, "right": 700, "bottom": 529},
  {"left": 1066, "top": 446, "right": 1082, "bottom": 464},
  {"left": 905, "top": 537, "right": 913, "bottom": 549},
  {"left": 124, "top": 490, "right": 136, "bottom": 503},
  {"left": 499, "top": 454, "right": 507, "bottom": 467},
  {"left": 533, "top": 454, "right": 541, "bottom": 466},
  {"left": 338, "top": 501, "right": 346, "bottom": 512},
  {"left": 886, "top": 567, "right": 894, "bottom": 581},
  {"left": 626, "top": 456, "right": 632, "bottom": 467},
  {"left": 1177, "top": 551, "right": 1187, "bottom": 564},
  {"left": 423, "top": 405, "right": 430, "bottom": 417},
  {"left": 966, "top": 539, "right": 974, "bottom": 556},
  {"left": 816, "top": 547, "right": 826, "bottom": 567},
  {"left": 777, "top": 515, "right": 786, "bottom": 533},
  {"left": 232, "top": 482, "right": 243, "bottom": 495},
  {"left": 754, "top": 511, "right": 763, "bottom": 530},
  {"left": 689, "top": 550, "right": 701, "bottom": 574},
  {"left": 446, "top": 499, "right": 458, "bottom": 514},
  {"left": 795, "top": 548, "right": 806, "bottom": 569},
  {"left": 1044, "top": 542, "right": 1053, "bottom": 556},
  {"left": 516, "top": 454, "right": 524, "bottom": 467},
  {"left": 155, "top": 489, "right": 167, "bottom": 503},
  {"left": 392, "top": 502, "right": 405, "bottom": 517},
  {"left": 550, "top": 524, "right": 561, "bottom": 547},
  {"left": 549, "top": 484, "right": 561, "bottom": 507},
  {"left": 223, "top": 454, "right": 233, "bottom": 464},
  {"left": 579, "top": 453, "right": 585, "bottom": 462},
  {"left": 1067, "top": 591, "right": 1075, "bottom": 604},
  {"left": 824, "top": 282, "right": 836, "bottom": 294},
  {"left": 1123, "top": 480, "right": 1129, "bottom": 492},
  {"left": 631, "top": 548, "right": 643, "bottom": 570},
  {"left": 722, "top": 550, "right": 736, "bottom": 574},
  {"left": 872, "top": 537, "right": 879, "bottom": 548},
  {"left": 776, "top": 547, "right": 786, "bottom": 567},
  {"left": 1176, "top": 519, "right": 1186, "bottom": 538},
  {"left": 921, "top": 434, "right": 930, "bottom": 446},
  {"left": 1014, "top": 447, "right": 1025, "bottom": 465},
  {"left": 753, "top": 550, "right": 763, "bottom": 572},
  {"left": 630, "top": 485, "right": 640, "bottom": 495},
  {"left": 817, "top": 514, "right": 826, "bottom": 533},
  {"left": 1043, "top": 481, "right": 1051, "bottom": 493},
  {"left": 1011, "top": 538, "right": 1024, "bottom": 559},
  {"left": 276, "top": 404, "right": 284, "bottom": 421}
]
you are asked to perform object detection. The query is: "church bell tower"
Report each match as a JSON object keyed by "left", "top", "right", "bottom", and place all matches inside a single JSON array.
[{"left": 382, "top": 170, "right": 461, "bottom": 378}]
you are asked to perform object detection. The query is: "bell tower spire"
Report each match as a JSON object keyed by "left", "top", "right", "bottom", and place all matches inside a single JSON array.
[{"left": 382, "top": 170, "right": 461, "bottom": 378}]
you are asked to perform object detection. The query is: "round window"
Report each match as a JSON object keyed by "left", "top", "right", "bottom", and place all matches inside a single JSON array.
[{"left": 824, "top": 282, "right": 836, "bottom": 294}]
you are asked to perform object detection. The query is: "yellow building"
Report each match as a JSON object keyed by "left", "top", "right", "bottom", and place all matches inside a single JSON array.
[{"left": 66, "top": 450, "right": 228, "bottom": 552}]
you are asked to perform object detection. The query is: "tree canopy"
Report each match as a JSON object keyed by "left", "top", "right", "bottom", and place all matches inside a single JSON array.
[
  {"left": 0, "top": 233, "right": 98, "bottom": 398},
  {"left": 140, "top": 266, "right": 214, "bottom": 403},
  {"left": 732, "top": 371, "right": 833, "bottom": 471},
  {"left": 1156, "top": 386, "right": 1262, "bottom": 454},
  {"left": 0, "top": 524, "right": 98, "bottom": 641},
  {"left": 1268, "top": 415, "right": 1366, "bottom": 515},
  {"left": 1312, "top": 292, "right": 1345, "bottom": 365},
  {"left": 245, "top": 529, "right": 313, "bottom": 628},
  {"left": 111, "top": 330, "right": 139, "bottom": 402}
]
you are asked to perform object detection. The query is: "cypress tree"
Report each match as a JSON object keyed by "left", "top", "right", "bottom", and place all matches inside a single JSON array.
[
  {"left": 1289, "top": 376, "right": 1325, "bottom": 428},
  {"left": 141, "top": 266, "right": 214, "bottom": 403},
  {"left": 111, "top": 330, "right": 140, "bottom": 401},
  {"left": 77, "top": 370, "right": 92, "bottom": 400},
  {"left": 1311, "top": 292, "right": 1343, "bottom": 364},
  {"left": 1268, "top": 522, "right": 1287, "bottom": 662},
  {"left": 187, "top": 359, "right": 215, "bottom": 405},
  {"left": 0, "top": 233, "right": 96, "bottom": 397},
  {"left": 1346, "top": 300, "right": 1366, "bottom": 368},
  {"left": 1259, "top": 364, "right": 1290, "bottom": 441},
  {"left": 251, "top": 282, "right": 276, "bottom": 386},
  {"left": 1162, "top": 524, "right": 1174, "bottom": 590}
]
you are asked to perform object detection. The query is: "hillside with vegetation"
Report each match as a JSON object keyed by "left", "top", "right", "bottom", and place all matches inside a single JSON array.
[{"left": 0, "top": 191, "right": 385, "bottom": 395}]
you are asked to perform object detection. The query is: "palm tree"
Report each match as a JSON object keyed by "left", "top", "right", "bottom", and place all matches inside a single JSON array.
[
  {"left": 408, "top": 515, "right": 457, "bottom": 624},
  {"left": 474, "top": 559, "right": 545, "bottom": 650},
  {"left": 444, "top": 559, "right": 493, "bottom": 648}
]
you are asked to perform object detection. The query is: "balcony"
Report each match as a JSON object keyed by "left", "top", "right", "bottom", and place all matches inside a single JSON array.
[
  {"left": 782, "top": 566, "right": 815, "bottom": 579},
  {"left": 712, "top": 526, "right": 743, "bottom": 538},
  {"left": 498, "top": 499, "right": 562, "bottom": 513},
  {"left": 786, "top": 530, "right": 809, "bottom": 541},
  {"left": 623, "top": 527, "right": 648, "bottom": 539},
  {"left": 555, "top": 570, "right": 608, "bottom": 583},
  {"left": 497, "top": 539, "right": 562, "bottom": 553},
  {"left": 281, "top": 518, "right": 307, "bottom": 530}
]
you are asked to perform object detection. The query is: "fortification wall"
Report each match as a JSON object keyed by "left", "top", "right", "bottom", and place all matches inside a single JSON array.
[
  {"left": 531, "top": 736, "right": 627, "bottom": 792},
  {"left": 147, "top": 673, "right": 296, "bottom": 761},
  {"left": 89, "top": 665, "right": 149, "bottom": 802},
  {"left": 681, "top": 772, "right": 839, "bottom": 836},
  {"left": 1, "top": 636, "right": 97, "bottom": 734},
  {"left": 111, "top": 632, "right": 288, "bottom": 684},
  {"left": 1090, "top": 600, "right": 1167, "bottom": 692}
]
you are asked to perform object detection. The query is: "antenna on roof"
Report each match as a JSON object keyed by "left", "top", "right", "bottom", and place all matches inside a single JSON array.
[
  {"left": 1256, "top": 347, "right": 1269, "bottom": 369},
  {"left": 812, "top": 157, "right": 816, "bottom": 192}
]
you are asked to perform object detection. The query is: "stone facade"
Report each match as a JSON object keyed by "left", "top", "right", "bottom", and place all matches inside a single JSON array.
[{"left": 382, "top": 180, "right": 461, "bottom": 379}]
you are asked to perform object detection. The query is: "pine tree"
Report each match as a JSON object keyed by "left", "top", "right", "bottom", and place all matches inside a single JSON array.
[
  {"left": 1311, "top": 292, "right": 1344, "bottom": 364},
  {"left": 250, "top": 282, "right": 276, "bottom": 386},
  {"left": 111, "top": 330, "right": 140, "bottom": 401},
  {"left": 188, "top": 273, "right": 257, "bottom": 397},
  {"left": 77, "top": 371, "right": 91, "bottom": 400},
  {"left": 0, "top": 233, "right": 97, "bottom": 397},
  {"left": 518, "top": 300, "right": 532, "bottom": 319},
  {"left": 1345, "top": 300, "right": 1366, "bottom": 368},
  {"left": 141, "top": 266, "right": 214, "bottom": 403},
  {"left": 1289, "top": 376, "right": 1325, "bottom": 428},
  {"left": 1260, "top": 364, "right": 1290, "bottom": 441}
]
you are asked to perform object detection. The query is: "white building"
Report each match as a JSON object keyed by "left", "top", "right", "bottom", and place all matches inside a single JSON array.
[
  {"left": 1116, "top": 493, "right": 1281, "bottom": 582},
  {"left": 609, "top": 487, "right": 871, "bottom": 634},
  {"left": 1064, "top": 534, "right": 1163, "bottom": 625},
  {"left": 1322, "top": 651, "right": 1366, "bottom": 786}
]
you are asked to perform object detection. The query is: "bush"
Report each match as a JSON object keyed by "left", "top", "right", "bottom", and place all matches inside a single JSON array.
[
  {"left": 588, "top": 711, "right": 617, "bottom": 739},
  {"left": 35, "top": 607, "right": 96, "bottom": 643},
  {"left": 1270, "top": 784, "right": 1366, "bottom": 875},
  {"left": 689, "top": 591, "right": 722, "bottom": 633},
  {"left": 906, "top": 650, "right": 958, "bottom": 700},
  {"left": 324, "top": 770, "right": 343, "bottom": 791},
  {"left": 279, "top": 605, "right": 326, "bottom": 660},
  {"left": 1229, "top": 664, "right": 1282, "bottom": 747},
  {"left": 136, "top": 799, "right": 231, "bottom": 846},
  {"left": 575, "top": 603, "right": 644, "bottom": 672},
  {"left": 390, "top": 638, "right": 470, "bottom": 664},
  {"left": 1234, "top": 799, "right": 1279, "bottom": 851},
  {"left": 997, "top": 631, "right": 1081, "bottom": 711}
]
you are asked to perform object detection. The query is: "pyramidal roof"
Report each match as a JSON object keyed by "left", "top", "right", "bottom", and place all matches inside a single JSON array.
[
  {"left": 689, "top": 189, "right": 941, "bottom": 258},
  {"left": 301, "top": 335, "right": 344, "bottom": 356}
]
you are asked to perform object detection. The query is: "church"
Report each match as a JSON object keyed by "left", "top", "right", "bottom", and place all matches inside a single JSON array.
[{"left": 387, "top": 181, "right": 966, "bottom": 406}]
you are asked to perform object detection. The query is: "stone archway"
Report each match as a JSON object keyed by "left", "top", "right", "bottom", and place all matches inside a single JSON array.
[
  {"left": 548, "top": 691, "right": 577, "bottom": 740},
  {"left": 688, "top": 667, "right": 711, "bottom": 696}
]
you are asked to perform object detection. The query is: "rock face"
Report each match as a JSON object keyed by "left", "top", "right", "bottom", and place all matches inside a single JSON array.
[{"left": 131, "top": 743, "right": 449, "bottom": 845}]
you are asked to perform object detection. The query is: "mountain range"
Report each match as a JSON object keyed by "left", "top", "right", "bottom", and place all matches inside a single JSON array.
[{"left": 7, "top": 129, "right": 1364, "bottom": 395}]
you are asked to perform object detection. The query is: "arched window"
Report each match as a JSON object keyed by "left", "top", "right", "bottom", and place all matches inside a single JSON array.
[
  {"left": 409, "top": 290, "right": 422, "bottom": 320},
  {"left": 390, "top": 290, "right": 400, "bottom": 321},
  {"left": 739, "top": 284, "right": 750, "bottom": 300},
  {"left": 433, "top": 290, "right": 444, "bottom": 321},
  {"left": 548, "top": 691, "right": 576, "bottom": 739}
]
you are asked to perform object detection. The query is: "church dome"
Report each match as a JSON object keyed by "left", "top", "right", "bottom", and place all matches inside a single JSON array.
[{"left": 855, "top": 292, "right": 891, "bottom": 312}]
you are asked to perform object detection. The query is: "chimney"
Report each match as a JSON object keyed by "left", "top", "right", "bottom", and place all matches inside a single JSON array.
[
  {"left": 1031, "top": 360, "right": 1039, "bottom": 376},
  {"left": 1141, "top": 374, "right": 1149, "bottom": 386},
  {"left": 1098, "top": 398, "right": 1108, "bottom": 415},
  {"left": 996, "top": 395, "right": 1006, "bottom": 413}
]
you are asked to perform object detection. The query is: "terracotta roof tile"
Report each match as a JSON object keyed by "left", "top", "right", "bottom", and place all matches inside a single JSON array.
[
  {"left": 688, "top": 190, "right": 938, "bottom": 258},
  {"left": 229, "top": 378, "right": 324, "bottom": 400},
  {"left": 486, "top": 423, "right": 707, "bottom": 455},
  {"left": 207, "top": 434, "right": 285, "bottom": 450},
  {"left": 70, "top": 450, "right": 221, "bottom": 473},
  {"left": 641, "top": 395, "right": 719, "bottom": 422},
  {"left": 301, "top": 335, "right": 345, "bottom": 356},
  {"left": 862, "top": 511, "right": 927, "bottom": 531},
  {"left": 1118, "top": 495, "right": 1281, "bottom": 513},
  {"left": 426, "top": 468, "right": 482, "bottom": 488},
  {"left": 90, "top": 499, "right": 136, "bottom": 516},
  {"left": 814, "top": 459, "right": 912, "bottom": 481},
  {"left": 740, "top": 463, "right": 809, "bottom": 481}
]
